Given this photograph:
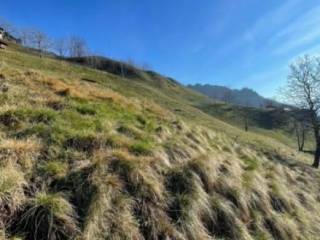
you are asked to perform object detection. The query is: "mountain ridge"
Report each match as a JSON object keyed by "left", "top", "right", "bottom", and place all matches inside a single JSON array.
[{"left": 188, "top": 83, "right": 281, "bottom": 108}]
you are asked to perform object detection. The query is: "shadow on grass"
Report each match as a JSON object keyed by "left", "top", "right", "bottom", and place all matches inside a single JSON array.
[{"left": 301, "top": 149, "right": 315, "bottom": 155}]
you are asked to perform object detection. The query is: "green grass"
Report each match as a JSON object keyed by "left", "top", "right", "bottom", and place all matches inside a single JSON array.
[
  {"left": 0, "top": 42, "right": 319, "bottom": 240},
  {"left": 39, "top": 160, "right": 68, "bottom": 179},
  {"left": 129, "top": 140, "right": 155, "bottom": 155}
]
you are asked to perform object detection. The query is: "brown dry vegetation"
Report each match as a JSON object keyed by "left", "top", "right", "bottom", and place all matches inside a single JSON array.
[{"left": 0, "top": 44, "right": 320, "bottom": 240}]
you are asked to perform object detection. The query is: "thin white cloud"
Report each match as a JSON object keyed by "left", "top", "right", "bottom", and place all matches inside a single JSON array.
[
  {"left": 242, "top": 0, "right": 303, "bottom": 43},
  {"left": 288, "top": 43, "right": 320, "bottom": 63},
  {"left": 270, "top": 6, "right": 320, "bottom": 56},
  {"left": 216, "top": 0, "right": 303, "bottom": 57},
  {"left": 270, "top": 5, "right": 320, "bottom": 43}
]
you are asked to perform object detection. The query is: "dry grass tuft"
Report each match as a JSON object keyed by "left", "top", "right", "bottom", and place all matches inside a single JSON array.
[
  {"left": 16, "top": 192, "right": 79, "bottom": 240},
  {"left": 0, "top": 138, "right": 41, "bottom": 171},
  {"left": 0, "top": 165, "right": 26, "bottom": 226}
]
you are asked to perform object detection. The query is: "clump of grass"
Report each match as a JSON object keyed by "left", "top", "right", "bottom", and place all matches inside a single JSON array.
[
  {"left": 186, "top": 155, "right": 219, "bottom": 193},
  {"left": 163, "top": 139, "right": 196, "bottom": 163},
  {"left": 0, "top": 108, "right": 56, "bottom": 127},
  {"left": 222, "top": 145, "right": 232, "bottom": 153},
  {"left": 268, "top": 181, "right": 294, "bottom": 214},
  {"left": 39, "top": 161, "right": 68, "bottom": 179},
  {"left": 28, "top": 108, "right": 57, "bottom": 124},
  {"left": 117, "top": 124, "right": 144, "bottom": 139},
  {"left": 55, "top": 88, "right": 70, "bottom": 97},
  {"left": 17, "top": 192, "right": 79, "bottom": 240},
  {"left": 45, "top": 99, "right": 65, "bottom": 111},
  {"left": 165, "top": 165, "right": 213, "bottom": 239},
  {"left": 110, "top": 150, "right": 164, "bottom": 202},
  {"left": 136, "top": 115, "right": 147, "bottom": 126},
  {"left": 82, "top": 170, "right": 143, "bottom": 240},
  {"left": 166, "top": 167, "right": 195, "bottom": 195},
  {"left": 108, "top": 151, "right": 175, "bottom": 239},
  {"left": 64, "top": 132, "right": 104, "bottom": 153},
  {"left": 0, "top": 138, "right": 41, "bottom": 171},
  {"left": 240, "top": 154, "right": 259, "bottom": 171},
  {"left": 75, "top": 105, "right": 96, "bottom": 115},
  {"left": 129, "top": 140, "right": 154, "bottom": 155},
  {"left": 0, "top": 110, "right": 22, "bottom": 129},
  {"left": 263, "top": 214, "right": 299, "bottom": 240},
  {"left": 208, "top": 196, "right": 244, "bottom": 239},
  {"left": 0, "top": 166, "right": 26, "bottom": 223}
]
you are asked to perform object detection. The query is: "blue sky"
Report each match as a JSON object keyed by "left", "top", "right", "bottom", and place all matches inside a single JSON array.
[{"left": 1, "top": 0, "right": 320, "bottom": 98}]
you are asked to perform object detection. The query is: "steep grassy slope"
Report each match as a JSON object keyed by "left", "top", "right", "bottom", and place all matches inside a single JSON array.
[{"left": 0, "top": 43, "right": 320, "bottom": 240}]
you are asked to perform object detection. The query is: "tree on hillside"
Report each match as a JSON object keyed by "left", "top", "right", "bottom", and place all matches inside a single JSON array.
[
  {"left": 68, "top": 36, "right": 87, "bottom": 57},
  {"left": 282, "top": 55, "right": 320, "bottom": 168},
  {"left": 294, "top": 119, "right": 307, "bottom": 152},
  {"left": 30, "top": 30, "right": 51, "bottom": 57},
  {"left": 54, "top": 38, "right": 68, "bottom": 57},
  {"left": 243, "top": 102, "right": 250, "bottom": 132},
  {"left": 17, "top": 28, "right": 33, "bottom": 46},
  {"left": 291, "top": 111, "right": 309, "bottom": 152},
  {"left": 222, "top": 90, "right": 234, "bottom": 103}
]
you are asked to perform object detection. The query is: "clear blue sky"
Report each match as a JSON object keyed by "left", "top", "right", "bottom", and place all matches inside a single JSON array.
[{"left": 1, "top": 0, "right": 320, "bottom": 98}]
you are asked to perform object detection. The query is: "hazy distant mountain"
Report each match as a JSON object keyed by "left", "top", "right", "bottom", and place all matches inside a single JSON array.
[{"left": 188, "top": 84, "right": 280, "bottom": 108}]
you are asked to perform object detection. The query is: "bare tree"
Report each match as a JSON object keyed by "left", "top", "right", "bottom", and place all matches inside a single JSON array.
[
  {"left": 30, "top": 29, "right": 51, "bottom": 57},
  {"left": 222, "top": 91, "right": 234, "bottom": 103},
  {"left": 86, "top": 56, "right": 102, "bottom": 69},
  {"left": 141, "top": 62, "right": 152, "bottom": 71},
  {"left": 243, "top": 102, "right": 250, "bottom": 132},
  {"left": 54, "top": 38, "right": 68, "bottom": 57},
  {"left": 294, "top": 119, "right": 307, "bottom": 152},
  {"left": 290, "top": 109, "right": 310, "bottom": 152},
  {"left": 68, "top": 36, "right": 87, "bottom": 57},
  {"left": 17, "top": 28, "right": 33, "bottom": 46},
  {"left": 282, "top": 55, "right": 320, "bottom": 168}
]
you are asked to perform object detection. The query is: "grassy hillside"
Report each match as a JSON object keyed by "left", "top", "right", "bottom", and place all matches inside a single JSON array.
[
  {"left": 0, "top": 42, "right": 320, "bottom": 240},
  {"left": 199, "top": 102, "right": 314, "bottom": 151}
]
